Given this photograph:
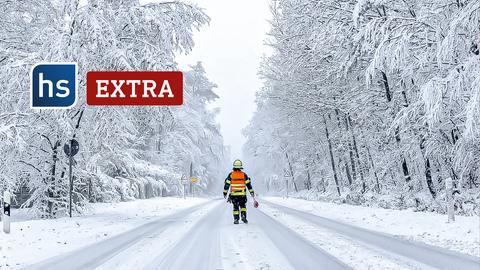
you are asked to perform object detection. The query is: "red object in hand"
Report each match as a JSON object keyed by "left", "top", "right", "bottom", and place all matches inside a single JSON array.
[{"left": 253, "top": 200, "right": 259, "bottom": 208}]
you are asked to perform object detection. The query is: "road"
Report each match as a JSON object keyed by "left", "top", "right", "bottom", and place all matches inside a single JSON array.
[{"left": 22, "top": 199, "right": 480, "bottom": 270}]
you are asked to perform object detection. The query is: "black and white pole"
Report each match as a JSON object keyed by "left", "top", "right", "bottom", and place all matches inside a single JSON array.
[
  {"left": 64, "top": 139, "right": 79, "bottom": 218},
  {"left": 284, "top": 170, "right": 290, "bottom": 198},
  {"left": 446, "top": 177, "right": 455, "bottom": 223},
  {"left": 181, "top": 174, "right": 187, "bottom": 200},
  {"left": 3, "top": 191, "right": 11, "bottom": 234}
]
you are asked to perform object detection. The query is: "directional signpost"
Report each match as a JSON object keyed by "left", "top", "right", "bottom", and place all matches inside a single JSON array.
[
  {"left": 64, "top": 139, "right": 80, "bottom": 218},
  {"left": 190, "top": 177, "right": 199, "bottom": 184},
  {"left": 190, "top": 177, "right": 199, "bottom": 196}
]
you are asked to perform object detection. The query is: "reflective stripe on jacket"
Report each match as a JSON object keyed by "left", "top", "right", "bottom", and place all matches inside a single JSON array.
[
  {"left": 230, "top": 171, "right": 247, "bottom": 195},
  {"left": 224, "top": 170, "right": 254, "bottom": 196}
]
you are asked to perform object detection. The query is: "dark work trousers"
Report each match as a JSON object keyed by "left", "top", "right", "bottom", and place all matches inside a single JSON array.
[{"left": 230, "top": 195, "right": 247, "bottom": 220}]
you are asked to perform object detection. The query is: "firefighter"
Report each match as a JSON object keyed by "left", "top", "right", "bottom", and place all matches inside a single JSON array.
[{"left": 223, "top": 159, "right": 255, "bottom": 224}]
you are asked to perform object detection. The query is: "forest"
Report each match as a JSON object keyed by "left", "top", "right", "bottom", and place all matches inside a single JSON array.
[
  {"left": 0, "top": 1, "right": 226, "bottom": 217},
  {"left": 244, "top": 0, "right": 480, "bottom": 215}
]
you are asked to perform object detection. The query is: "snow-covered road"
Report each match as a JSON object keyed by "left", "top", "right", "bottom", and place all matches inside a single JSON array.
[
  {"left": 261, "top": 200, "right": 480, "bottom": 270},
  {"left": 17, "top": 198, "right": 480, "bottom": 270}
]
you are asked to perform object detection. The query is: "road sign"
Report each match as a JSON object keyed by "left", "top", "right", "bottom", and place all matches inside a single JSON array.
[
  {"left": 284, "top": 170, "right": 291, "bottom": 178},
  {"left": 64, "top": 139, "right": 79, "bottom": 157},
  {"left": 190, "top": 177, "right": 199, "bottom": 184}
]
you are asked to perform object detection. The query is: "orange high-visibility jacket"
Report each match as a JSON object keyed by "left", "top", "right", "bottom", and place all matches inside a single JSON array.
[{"left": 223, "top": 170, "right": 254, "bottom": 196}]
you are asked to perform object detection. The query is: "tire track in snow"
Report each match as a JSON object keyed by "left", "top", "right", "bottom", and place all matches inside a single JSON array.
[
  {"left": 21, "top": 200, "right": 216, "bottom": 270},
  {"left": 146, "top": 202, "right": 224, "bottom": 270},
  {"left": 264, "top": 200, "right": 480, "bottom": 270},
  {"left": 259, "top": 204, "right": 429, "bottom": 270},
  {"left": 251, "top": 206, "right": 352, "bottom": 270},
  {"left": 219, "top": 202, "right": 294, "bottom": 270}
]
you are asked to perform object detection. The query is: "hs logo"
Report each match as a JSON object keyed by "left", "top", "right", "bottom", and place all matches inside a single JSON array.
[{"left": 30, "top": 63, "right": 77, "bottom": 108}]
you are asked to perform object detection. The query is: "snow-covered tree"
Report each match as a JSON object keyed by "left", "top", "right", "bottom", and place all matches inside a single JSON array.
[
  {"left": 0, "top": 0, "right": 225, "bottom": 217},
  {"left": 244, "top": 0, "right": 480, "bottom": 215}
]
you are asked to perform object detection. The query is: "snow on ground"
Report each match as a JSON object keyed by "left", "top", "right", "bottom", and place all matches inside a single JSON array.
[
  {"left": 95, "top": 201, "right": 220, "bottom": 270},
  {"left": 0, "top": 196, "right": 208, "bottom": 270},
  {"left": 260, "top": 204, "right": 433, "bottom": 270},
  {"left": 264, "top": 197, "right": 480, "bottom": 257},
  {"left": 220, "top": 204, "right": 294, "bottom": 270}
]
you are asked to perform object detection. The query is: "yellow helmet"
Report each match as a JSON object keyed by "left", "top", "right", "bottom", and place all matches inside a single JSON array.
[{"left": 233, "top": 159, "right": 243, "bottom": 169}]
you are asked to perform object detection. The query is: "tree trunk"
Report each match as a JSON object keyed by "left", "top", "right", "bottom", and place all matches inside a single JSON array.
[
  {"left": 285, "top": 152, "right": 298, "bottom": 192},
  {"left": 323, "top": 114, "right": 341, "bottom": 196},
  {"left": 381, "top": 71, "right": 392, "bottom": 102},
  {"left": 347, "top": 116, "right": 366, "bottom": 192},
  {"left": 344, "top": 115, "right": 357, "bottom": 183},
  {"left": 305, "top": 163, "right": 312, "bottom": 190},
  {"left": 420, "top": 136, "right": 436, "bottom": 198},
  {"left": 395, "top": 127, "right": 412, "bottom": 186},
  {"left": 343, "top": 157, "right": 353, "bottom": 186},
  {"left": 367, "top": 146, "right": 381, "bottom": 193}
]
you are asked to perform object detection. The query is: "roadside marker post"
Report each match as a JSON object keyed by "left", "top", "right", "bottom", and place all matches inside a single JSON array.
[
  {"left": 284, "top": 170, "right": 291, "bottom": 198},
  {"left": 181, "top": 174, "right": 188, "bottom": 199},
  {"left": 3, "top": 191, "right": 11, "bottom": 234},
  {"left": 445, "top": 177, "right": 455, "bottom": 223}
]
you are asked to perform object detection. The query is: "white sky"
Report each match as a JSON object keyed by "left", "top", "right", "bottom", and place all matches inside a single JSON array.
[{"left": 176, "top": 0, "right": 272, "bottom": 160}]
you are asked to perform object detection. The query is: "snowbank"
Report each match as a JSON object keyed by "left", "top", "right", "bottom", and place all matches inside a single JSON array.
[
  {"left": 264, "top": 196, "right": 480, "bottom": 257},
  {"left": 0, "top": 196, "right": 207, "bottom": 269},
  {"left": 287, "top": 188, "right": 480, "bottom": 216}
]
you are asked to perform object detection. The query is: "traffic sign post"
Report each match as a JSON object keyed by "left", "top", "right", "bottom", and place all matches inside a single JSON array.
[
  {"left": 64, "top": 139, "right": 79, "bottom": 218},
  {"left": 3, "top": 191, "right": 11, "bottom": 234},
  {"left": 190, "top": 177, "right": 199, "bottom": 197}
]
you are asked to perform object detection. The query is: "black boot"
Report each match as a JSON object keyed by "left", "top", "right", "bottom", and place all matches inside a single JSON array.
[
  {"left": 234, "top": 218, "right": 239, "bottom": 224},
  {"left": 241, "top": 212, "right": 248, "bottom": 224}
]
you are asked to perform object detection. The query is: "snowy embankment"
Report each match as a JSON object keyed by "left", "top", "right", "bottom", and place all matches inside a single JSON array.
[
  {"left": 264, "top": 197, "right": 480, "bottom": 258},
  {"left": 0, "top": 197, "right": 208, "bottom": 269}
]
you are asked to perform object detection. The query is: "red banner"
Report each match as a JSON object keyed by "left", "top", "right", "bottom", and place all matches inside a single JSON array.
[{"left": 86, "top": 71, "right": 183, "bottom": 106}]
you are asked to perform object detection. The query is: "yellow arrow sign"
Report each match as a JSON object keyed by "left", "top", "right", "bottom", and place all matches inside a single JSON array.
[{"left": 190, "top": 177, "right": 199, "bottom": 184}]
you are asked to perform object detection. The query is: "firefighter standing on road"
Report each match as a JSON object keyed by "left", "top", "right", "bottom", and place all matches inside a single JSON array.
[{"left": 223, "top": 159, "right": 255, "bottom": 224}]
